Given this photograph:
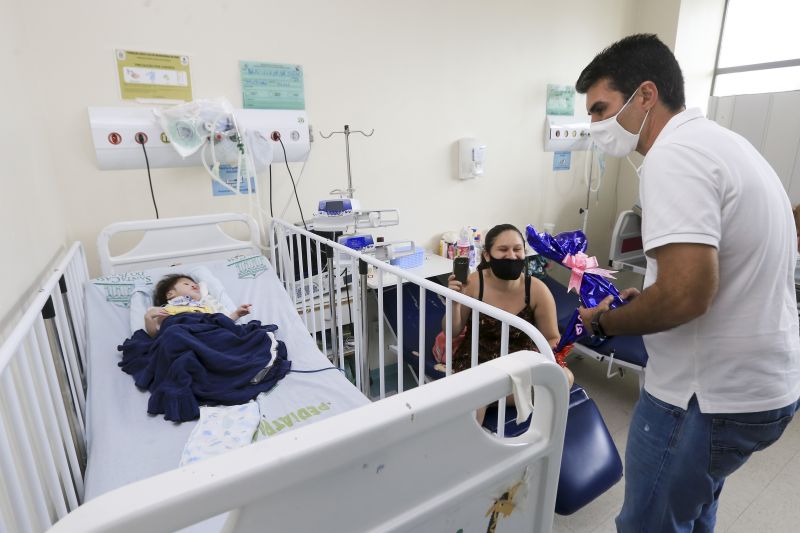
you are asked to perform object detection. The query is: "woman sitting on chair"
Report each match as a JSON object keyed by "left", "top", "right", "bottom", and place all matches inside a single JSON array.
[{"left": 445, "top": 223, "right": 574, "bottom": 387}]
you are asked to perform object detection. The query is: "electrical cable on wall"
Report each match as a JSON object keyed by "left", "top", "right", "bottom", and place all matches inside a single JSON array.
[
  {"left": 580, "top": 147, "right": 605, "bottom": 233},
  {"left": 269, "top": 165, "right": 274, "bottom": 217},
  {"left": 278, "top": 146, "right": 311, "bottom": 219},
  {"left": 137, "top": 134, "right": 160, "bottom": 219},
  {"left": 277, "top": 135, "right": 307, "bottom": 229}
]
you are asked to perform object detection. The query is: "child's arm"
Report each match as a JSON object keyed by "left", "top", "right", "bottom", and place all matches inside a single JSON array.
[
  {"left": 144, "top": 307, "right": 169, "bottom": 337},
  {"left": 229, "top": 304, "right": 252, "bottom": 322}
]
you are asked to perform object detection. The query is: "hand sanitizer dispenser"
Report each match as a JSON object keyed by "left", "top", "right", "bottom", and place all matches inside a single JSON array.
[{"left": 457, "top": 138, "right": 486, "bottom": 179}]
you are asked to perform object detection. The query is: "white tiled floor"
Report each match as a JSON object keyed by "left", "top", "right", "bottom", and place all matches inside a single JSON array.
[{"left": 553, "top": 357, "right": 800, "bottom": 533}]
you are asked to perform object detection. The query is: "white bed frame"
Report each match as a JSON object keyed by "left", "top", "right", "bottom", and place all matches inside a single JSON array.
[
  {"left": 1, "top": 213, "right": 569, "bottom": 533},
  {"left": 0, "top": 243, "right": 89, "bottom": 532}
]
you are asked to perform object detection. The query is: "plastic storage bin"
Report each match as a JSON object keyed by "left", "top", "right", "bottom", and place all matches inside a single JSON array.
[{"left": 388, "top": 242, "right": 424, "bottom": 269}]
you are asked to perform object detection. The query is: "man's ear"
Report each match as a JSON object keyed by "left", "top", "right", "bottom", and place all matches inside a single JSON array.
[{"left": 640, "top": 81, "right": 659, "bottom": 110}]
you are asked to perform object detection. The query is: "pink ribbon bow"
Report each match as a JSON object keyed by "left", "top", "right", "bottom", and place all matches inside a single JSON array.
[{"left": 561, "top": 252, "right": 617, "bottom": 294}]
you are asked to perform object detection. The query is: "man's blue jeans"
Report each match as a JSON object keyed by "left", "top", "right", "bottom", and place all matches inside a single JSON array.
[{"left": 616, "top": 391, "right": 799, "bottom": 532}]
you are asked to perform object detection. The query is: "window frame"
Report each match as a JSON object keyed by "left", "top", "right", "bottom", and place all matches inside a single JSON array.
[{"left": 711, "top": 0, "right": 800, "bottom": 96}]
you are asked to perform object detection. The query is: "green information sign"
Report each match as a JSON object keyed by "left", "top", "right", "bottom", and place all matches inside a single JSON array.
[
  {"left": 116, "top": 49, "right": 192, "bottom": 102},
  {"left": 240, "top": 61, "right": 305, "bottom": 110},
  {"left": 546, "top": 84, "right": 575, "bottom": 116}
]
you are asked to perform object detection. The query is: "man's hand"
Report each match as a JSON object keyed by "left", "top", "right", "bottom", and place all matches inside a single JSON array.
[
  {"left": 619, "top": 287, "right": 641, "bottom": 301},
  {"left": 577, "top": 243, "right": 718, "bottom": 338},
  {"left": 577, "top": 287, "right": 638, "bottom": 336},
  {"left": 578, "top": 295, "right": 613, "bottom": 336}
]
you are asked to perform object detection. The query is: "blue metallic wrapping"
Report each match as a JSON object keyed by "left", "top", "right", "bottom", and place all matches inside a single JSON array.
[{"left": 526, "top": 225, "right": 627, "bottom": 354}]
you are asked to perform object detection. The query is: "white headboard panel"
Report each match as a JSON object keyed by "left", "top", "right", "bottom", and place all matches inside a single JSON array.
[{"left": 97, "top": 213, "right": 262, "bottom": 275}]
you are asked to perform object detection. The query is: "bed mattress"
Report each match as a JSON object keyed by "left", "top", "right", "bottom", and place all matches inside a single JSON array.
[{"left": 83, "top": 255, "right": 368, "bottom": 503}]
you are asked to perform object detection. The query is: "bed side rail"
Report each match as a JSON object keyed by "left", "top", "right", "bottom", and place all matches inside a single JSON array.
[
  {"left": 269, "top": 219, "right": 557, "bottom": 436},
  {"left": 0, "top": 243, "right": 89, "bottom": 533},
  {"left": 48, "top": 352, "right": 568, "bottom": 533},
  {"left": 97, "top": 212, "right": 262, "bottom": 275}
]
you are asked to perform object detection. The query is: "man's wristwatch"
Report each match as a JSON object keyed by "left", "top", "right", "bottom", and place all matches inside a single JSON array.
[{"left": 591, "top": 310, "right": 610, "bottom": 340}]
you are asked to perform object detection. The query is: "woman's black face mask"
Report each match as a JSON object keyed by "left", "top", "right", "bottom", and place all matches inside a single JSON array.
[{"left": 489, "top": 257, "right": 525, "bottom": 280}]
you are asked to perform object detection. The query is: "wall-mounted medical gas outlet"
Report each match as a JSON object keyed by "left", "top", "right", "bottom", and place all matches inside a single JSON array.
[
  {"left": 544, "top": 115, "right": 592, "bottom": 152},
  {"left": 88, "top": 107, "right": 310, "bottom": 170},
  {"left": 457, "top": 137, "right": 486, "bottom": 179}
]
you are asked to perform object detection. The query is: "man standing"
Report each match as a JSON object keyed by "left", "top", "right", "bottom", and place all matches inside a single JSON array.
[{"left": 575, "top": 34, "right": 800, "bottom": 532}]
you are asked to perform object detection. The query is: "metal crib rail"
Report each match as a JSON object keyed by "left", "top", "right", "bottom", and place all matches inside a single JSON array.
[
  {"left": 269, "top": 219, "right": 557, "bottom": 436},
  {"left": 0, "top": 243, "right": 89, "bottom": 533}
]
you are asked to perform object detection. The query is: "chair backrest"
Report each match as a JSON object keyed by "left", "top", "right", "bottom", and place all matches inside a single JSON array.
[
  {"left": 540, "top": 274, "right": 581, "bottom": 330},
  {"left": 555, "top": 389, "right": 623, "bottom": 515},
  {"left": 482, "top": 384, "right": 587, "bottom": 437},
  {"left": 482, "top": 384, "right": 623, "bottom": 516}
]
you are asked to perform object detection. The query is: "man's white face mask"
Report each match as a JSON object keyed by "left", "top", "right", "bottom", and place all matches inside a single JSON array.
[{"left": 589, "top": 86, "right": 650, "bottom": 158}]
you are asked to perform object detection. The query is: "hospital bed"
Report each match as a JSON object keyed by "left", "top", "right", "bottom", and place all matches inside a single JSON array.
[{"left": 1, "top": 212, "right": 570, "bottom": 533}]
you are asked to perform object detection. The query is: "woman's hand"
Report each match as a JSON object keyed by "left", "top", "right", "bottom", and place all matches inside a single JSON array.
[
  {"left": 447, "top": 274, "right": 466, "bottom": 293},
  {"left": 443, "top": 274, "right": 469, "bottom": 336}
]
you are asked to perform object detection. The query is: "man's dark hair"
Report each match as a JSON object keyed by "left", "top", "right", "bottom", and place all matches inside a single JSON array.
[
  {"left": 153, "top": 274, "right": 196, "bottom": 306},
  {"left": 576, "top": 33, "right": 685, "bottom": 111}
]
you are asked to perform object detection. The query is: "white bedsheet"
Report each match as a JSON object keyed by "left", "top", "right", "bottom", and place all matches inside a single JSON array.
[{"left": 83, "top": 255, "right": 368, "bottom": 505}]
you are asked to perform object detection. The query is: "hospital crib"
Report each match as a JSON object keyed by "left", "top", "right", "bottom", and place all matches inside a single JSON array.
[{"left": 4, "top": 214, "right": 570, "bottom": 533}]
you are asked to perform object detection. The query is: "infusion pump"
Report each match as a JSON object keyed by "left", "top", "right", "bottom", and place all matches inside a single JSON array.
[{"left": 310, "top": 198, "right": 399, "bottom": 232}]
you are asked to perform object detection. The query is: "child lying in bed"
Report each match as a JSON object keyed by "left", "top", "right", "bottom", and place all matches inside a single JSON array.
[
  {"left": 144, "top": 274, "right": 252, "bottom": 337},
  {"left": 122, "top": 272, "right": 291, "bottom": 422}
]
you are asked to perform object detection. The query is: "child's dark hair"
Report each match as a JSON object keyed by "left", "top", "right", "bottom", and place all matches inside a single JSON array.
[
  {"left": 477, "top": 224, "right": 526, "bottom": 270},
  {"left": 153, "top": 274, "right": 196, "bottom": 306}
]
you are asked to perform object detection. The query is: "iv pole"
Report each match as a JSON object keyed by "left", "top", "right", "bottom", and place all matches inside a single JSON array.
[
  {"left": 579, "top": 148, "right": 596, "bottom": 234},
  {"left": 319, "top": 125, "right": 374, "bottom": 199},
  {"left": 318, "top": 125, "right": 374, "bottom": 383}
]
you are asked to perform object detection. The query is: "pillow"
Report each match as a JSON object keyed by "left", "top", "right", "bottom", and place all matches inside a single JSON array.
[{"left": 128, "top": 265, "right": 237, "bottom": 334}]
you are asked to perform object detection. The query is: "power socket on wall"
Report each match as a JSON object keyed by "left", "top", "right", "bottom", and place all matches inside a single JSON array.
[
  {"left": 88, "top": 107, "right": 311, "bottom": 170},
  {"left": 543, "top": 115, "right": 592, "bottom": 152}
]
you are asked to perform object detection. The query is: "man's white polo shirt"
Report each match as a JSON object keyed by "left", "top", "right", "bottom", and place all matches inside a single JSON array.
[{"left": 640, "top": 107, "right": 800, "bottom": 413}]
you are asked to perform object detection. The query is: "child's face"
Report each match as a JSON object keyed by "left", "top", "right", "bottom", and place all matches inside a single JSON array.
[{"left": 167, "top": 277, "right": 201, "bottom": 301}]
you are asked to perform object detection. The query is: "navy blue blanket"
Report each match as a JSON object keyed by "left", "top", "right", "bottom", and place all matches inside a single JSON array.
[{"left": 119, "top": 313, "right": 291, "bottom": 422}]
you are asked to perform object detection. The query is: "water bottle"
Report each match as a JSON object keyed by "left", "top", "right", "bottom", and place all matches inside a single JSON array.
[
  {"left": 456, "top": 227, "right": 470, "bottom": 259},
  {"left": 468, "top": 242, "right": 476, "bottom": 269},
  {"left": 472, "top": 233, "right": 482, "bottom": 267}
]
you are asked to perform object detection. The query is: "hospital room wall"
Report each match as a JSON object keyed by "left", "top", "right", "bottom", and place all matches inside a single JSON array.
[
  {"left": 7, "top": 0, "right": 647, "bottom": 280},
  {"left": 0, "top": 1, "right": 69, "bottom": 342}
]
